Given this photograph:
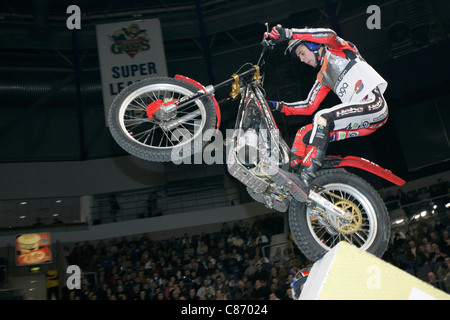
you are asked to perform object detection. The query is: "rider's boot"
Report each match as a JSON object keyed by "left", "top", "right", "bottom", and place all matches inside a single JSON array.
[
  {"left": 292, "top": 145, "right": 325, "bottom": 201},
  {"left": 299, "top": 145, "right": 326, "bottom": 183},
  {"left": 290, "top": 153, "right": 303, "bottom": 171}
]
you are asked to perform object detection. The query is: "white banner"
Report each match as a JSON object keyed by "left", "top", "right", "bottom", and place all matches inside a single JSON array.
[{"left": 96, "top": 18, "right": 168, "bottom": 124}]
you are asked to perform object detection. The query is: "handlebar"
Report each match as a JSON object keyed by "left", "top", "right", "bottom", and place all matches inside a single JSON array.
[
  {"left": 212, "top": 65, "right": 258, "bottom": 92},
  {"left": 174, "top": 23, "right": 275, "bottom": 107},
  {"left": 258, "top": 23, "right": 275, "bottom": 66},
  {"left": 159, "top": 24, "right": 276, "bottom": 112},
  {"left": 213, "top": 23, "right": 274, "bottom": 100}
]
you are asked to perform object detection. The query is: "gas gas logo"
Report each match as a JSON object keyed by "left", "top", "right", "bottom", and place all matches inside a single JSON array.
[{"left": 109, "top": 23, "right": 150, "bottom": 58}]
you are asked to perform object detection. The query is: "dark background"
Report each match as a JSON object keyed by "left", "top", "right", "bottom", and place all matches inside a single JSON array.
[{"left": 0, "top": 0, "right": 449, "bottom": 186}]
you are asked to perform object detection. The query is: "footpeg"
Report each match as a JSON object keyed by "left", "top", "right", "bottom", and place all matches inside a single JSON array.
[
  {"left": 265, "top": 165, "right": 308, "bottom": 202},
  {"left": 247, "top": 187, "right": 289, "bottom": 213}
]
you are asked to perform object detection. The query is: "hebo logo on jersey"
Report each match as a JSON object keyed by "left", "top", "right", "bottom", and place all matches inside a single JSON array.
[
  {"left": 335, "top": 107, "right": 364, "bottom": 118},
  {"left": 368, "top": 98, "right": 384, "bottom": 111}
]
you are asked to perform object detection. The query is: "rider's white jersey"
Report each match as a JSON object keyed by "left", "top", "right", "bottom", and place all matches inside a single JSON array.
[{"left": 320, "top": 50, "right": 387, "bottom": 103}]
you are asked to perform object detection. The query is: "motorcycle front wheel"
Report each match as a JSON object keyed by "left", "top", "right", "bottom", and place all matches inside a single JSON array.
[
  {"left": 108, "top": 77, "right": 216, "bottom": 162},
  {"left": 288, "top": 169, "right": 391, "bottom": 262}
]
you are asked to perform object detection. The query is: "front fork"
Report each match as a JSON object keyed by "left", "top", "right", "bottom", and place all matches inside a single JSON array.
[
  {"left": 307, "top": 186, "right": 354, "bottom": 228},
  {"left": 152, "top": 69, "right": 259, "bottom": 132}
]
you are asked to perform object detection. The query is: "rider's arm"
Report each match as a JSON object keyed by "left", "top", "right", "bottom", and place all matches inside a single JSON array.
[
  {"left": 279, "top": 81, "right": 331, "bottom": 116},
  {"left": 267, "top": 25, "right": 357, "bottom": 53},
  {"left": 291, "top": 27, "right": 338, "bottom": 47},
  {"left": 291, "top": 27, "right": 358, "bottom": 53}
]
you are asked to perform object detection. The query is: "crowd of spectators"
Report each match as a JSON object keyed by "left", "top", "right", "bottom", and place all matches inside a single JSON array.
[
  {"left": 380, "top": 178, "right": 450, "bottom": 292},
  {"left": 383, "top": 178, "right": 449, "bottom": 215},
  {"left": 384, "top": 208, "right": 450, "bottom": 292},
  {"left": 60, "top": 178, "right": 450, "bottom": 300},
  {"left": 62, "top": 213, "right": 309, "bottom": 300}
]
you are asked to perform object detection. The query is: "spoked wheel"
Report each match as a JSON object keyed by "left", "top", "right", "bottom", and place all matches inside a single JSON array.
[
  {"left": 108, "top": 77, "right": 216, "bottom": 162},
  {"left": 289, "top": 169, "right": 390, "bottom": 262}
]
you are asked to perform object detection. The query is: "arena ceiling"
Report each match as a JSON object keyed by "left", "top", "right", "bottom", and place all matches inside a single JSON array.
[{"left": 0, "top": 0, "right": 449, "bottom": 164}]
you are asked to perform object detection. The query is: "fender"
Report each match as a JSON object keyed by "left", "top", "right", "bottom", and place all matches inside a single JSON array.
[
  {"left": 174, "top": 74, "right": 221, "bottom": 131},
  {"left": 325, "top": 155, "right": 405, "bottom": 186}
]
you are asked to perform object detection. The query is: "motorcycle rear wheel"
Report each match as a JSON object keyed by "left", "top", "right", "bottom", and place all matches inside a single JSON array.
[
  {"left": 108, "top": 77, "right": 216, "bottom": 162},
  {"left": 288, "top": 169, "right": 390, "bottom": 262}
]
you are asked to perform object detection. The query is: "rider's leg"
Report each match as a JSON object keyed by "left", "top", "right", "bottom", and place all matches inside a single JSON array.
[
  {"left": 283, "top": 116, "right": 330, "bottom": 200},
  {"left": 290, "top": 124, "right": 313, "bottom": 169},
  {"left": 273, "top": 115, "right": 331, "bottom": 202},
  {"left": 298, "top": 87, "right": 388, "bottom": 184},
  {"left": 280, "top": 88, "right": 388, "bottom": 201},
  {"left": 297, "top": 113, "right": 332, "bottom": 188}
]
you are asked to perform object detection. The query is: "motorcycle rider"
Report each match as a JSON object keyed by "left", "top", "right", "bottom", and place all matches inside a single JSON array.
[
  {"left": 290, "top": 267, "right": 310, "bottom": 299},
  {"left": 265, "top": 25, "right": 388, "bottom": 201}
]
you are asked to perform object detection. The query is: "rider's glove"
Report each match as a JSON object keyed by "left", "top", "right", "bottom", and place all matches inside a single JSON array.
[
  {"left": 269, "top": 100, "right": 283, "bottom": 112},
  {"left": 265, "top": 26, "right": 292, "bottom": 44}
]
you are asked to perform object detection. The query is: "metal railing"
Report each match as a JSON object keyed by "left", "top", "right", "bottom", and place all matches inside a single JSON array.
[
  {"left": 385, "top": 192, "right": 449, "bottom": 225},
  {"left": 90, "top": 187, "right": 243, "bottom": 225}
]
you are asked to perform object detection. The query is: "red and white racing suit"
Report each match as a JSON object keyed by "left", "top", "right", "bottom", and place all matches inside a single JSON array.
[{"left": 279, "top": 28, "right": 388, "bottom": 167}]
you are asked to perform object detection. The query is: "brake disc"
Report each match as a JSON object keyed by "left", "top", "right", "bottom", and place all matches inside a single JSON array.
[
  {"left": 332, "top": 199, "right": 363, "bottom": 234},
  {"left": 312, "top": 190, "right": 363, "bottom": 235}
]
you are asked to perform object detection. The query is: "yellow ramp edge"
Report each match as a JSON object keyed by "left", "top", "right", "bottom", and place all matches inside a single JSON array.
[{"left": 300, "top": 241, "right": 450, "bottom": 300}]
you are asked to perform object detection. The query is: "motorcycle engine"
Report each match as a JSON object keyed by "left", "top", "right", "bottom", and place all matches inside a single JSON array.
[
  {"left": 236, "top": 102, "right": 272, "bottom": 168},
  {"left": 236, "top": 128, "right": 260, "bottom": 167}
]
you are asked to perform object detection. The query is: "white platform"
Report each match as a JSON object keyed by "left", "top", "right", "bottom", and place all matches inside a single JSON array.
[{"left": 300, "top": 241, "right": 450, "bottom": 300}]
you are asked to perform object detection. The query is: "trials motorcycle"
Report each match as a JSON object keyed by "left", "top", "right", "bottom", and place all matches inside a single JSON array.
[{"left": 108, "top": 26, "right": 405, "bottom": 262}]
